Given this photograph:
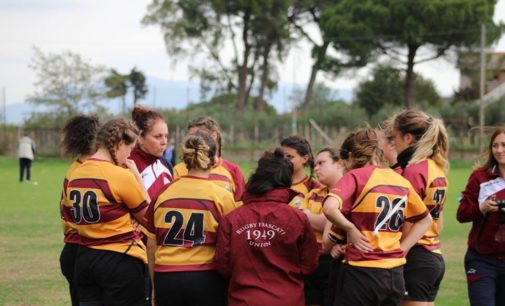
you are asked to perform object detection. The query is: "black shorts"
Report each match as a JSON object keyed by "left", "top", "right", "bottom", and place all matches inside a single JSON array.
[
  {"left": 60, "top": 243, "right": 79, "bottom": 306},
  {"left": 327, "top": 255, "right": 344, "bottom": 306},
  {"left": 154, "top": 270, "right": 227, "bottom": 306},
  {"left": 74, "top": 246, "right": 148, "bottom": 306},
  {"left": 304, "top": 254, "right": 333, "bottom": 306},
  {"left": 333, "top": 263, "right": 404, "bottom": 306},
  {"left": 404, "top": 245, "right": 445, "bottom": 301}
]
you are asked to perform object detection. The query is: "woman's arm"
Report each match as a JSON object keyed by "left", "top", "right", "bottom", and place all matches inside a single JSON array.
[
  {"left": 457, "top": 171, "right": 487, "bottom": 223},
  {"left": 323, "top": 197, "right": 373, "bottom": 253},
  {"left": 400, "top": 213, "right": 432, "bottom": 254},
  {"left": 125, "top": 159, "right": 151, "bottom": 204},
  {"left": 302, "top": 209, "right": 327, "bottom": 233}
]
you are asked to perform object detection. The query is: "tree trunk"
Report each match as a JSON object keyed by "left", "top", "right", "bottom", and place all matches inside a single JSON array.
[
  {"left": 236, "top": 12, "right": 251, "bottom": 115},
  {"left": 255, "top": 43, "right": 272, "bottom": 112},
  {"left": 303, "top": 42, "right": 329, "bottom": 112},
  {"left": 405, "top": 44, "right": 419, "bottom": 109},
  {"left": 303, "top": 66, "right": 318, "bottom": 112},
  {"left": 121, "top": 96, "right": 126, "bottom": 114}
]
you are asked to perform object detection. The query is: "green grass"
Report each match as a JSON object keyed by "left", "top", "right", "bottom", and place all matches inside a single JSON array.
[{"left": 0, "top": 157, "right": 472, "bottom": 305}]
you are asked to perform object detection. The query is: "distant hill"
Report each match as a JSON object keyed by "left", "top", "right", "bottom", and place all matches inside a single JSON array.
[{"left": 5, "top": 77, "right": 353, "bottom": 125}]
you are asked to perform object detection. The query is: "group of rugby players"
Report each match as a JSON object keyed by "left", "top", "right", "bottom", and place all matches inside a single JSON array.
[{"left": 57, "top": 106, "right": 451, "bottom": 306}]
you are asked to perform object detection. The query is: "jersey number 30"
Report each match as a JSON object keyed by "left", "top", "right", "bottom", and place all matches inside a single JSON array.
[{"left": 69, "top": 190, "right": 100, "bottom": 223}]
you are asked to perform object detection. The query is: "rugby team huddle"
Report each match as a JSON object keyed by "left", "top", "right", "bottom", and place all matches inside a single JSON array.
[{"left": 58, "top": 106, "right": 450, "bottom": 306}]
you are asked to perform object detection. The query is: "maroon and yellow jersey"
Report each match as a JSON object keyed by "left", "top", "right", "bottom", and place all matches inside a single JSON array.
[
  {"left": 60, "top": 160, "right": 82, "bottom": 244},
  {"left": 289, "top": 187, "right": 328, "bottom": 244},
  {"left": 144, "top": 175, "right": 237, "bottom": 272},
  {"left": 402, "top": 159, "right": 448, "bottom": 253},
  {"left": 327, "top": 165, "right": 428, "bottom": 269},
  {"left": 291, "top": 175, "right": 320, "bottom": 196},
  {"left": 173, "top": 157, "right": 245, "bottom": 201},
  {"left": 64, "top": 159, "right": 148, "bottom": 263}
]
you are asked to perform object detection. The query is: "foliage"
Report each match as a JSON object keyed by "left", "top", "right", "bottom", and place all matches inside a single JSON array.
[
  {"left": 129, "top": 68, "right": 149, "bottom": 105},
  {"left": 27, "top": 47, "right": 107, "bottom": 115},
  {"left": 484, "top": 97, "right": 505, "bottom": 126},
  {"left": 320, "top": 0, "right": 504, "bottom": 108},
  {"left": 355, "top": 64, "right": 442, "bottom": 118},
  {"left": 142, "top": 0, "right": 293, "bottom": 114},
  {"left": 299, "top": 100, "right": 368, "bottom": 130},
  {"left": 104, "top": 69, "right": 128, "bottom": 113}
]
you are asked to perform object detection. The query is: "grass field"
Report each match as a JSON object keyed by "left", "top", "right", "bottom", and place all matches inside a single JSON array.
[{"left": 0, "top": 156, "right": 472, "bottom": 305}]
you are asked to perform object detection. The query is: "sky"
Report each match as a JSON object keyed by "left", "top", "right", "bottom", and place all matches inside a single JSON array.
[{"left": 1, "top": 0, "right": 505, "bottom": 113}]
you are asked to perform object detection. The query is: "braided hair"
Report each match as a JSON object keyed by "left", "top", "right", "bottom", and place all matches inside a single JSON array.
[
  {"left": 182, "top": 130, "right": 217, "bottom": 170},
  {"left": 95, "top": 118, "right": 139, "bottom": 165}
]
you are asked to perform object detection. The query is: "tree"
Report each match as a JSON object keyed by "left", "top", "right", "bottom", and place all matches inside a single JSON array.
[
  {"left": 142, "top": 0, "right": 292, "bottom": 114},
  {"left": 355, "top": 64, "right": 442, "bottom": 118},
  {"left": 129, "top": 68, "right": 148, "bottom": 105},
  {"left": 288, "top": 0, "right": 335, "bottom": 112},
  {"left": 321, "top": 0, "right": 503, "bottom": 108},
  {"left": 104, "top": 69, "right": 128, "bottom": 113},
  {"left": 27, "top": 47, "right": 106, "bottom": 115}
]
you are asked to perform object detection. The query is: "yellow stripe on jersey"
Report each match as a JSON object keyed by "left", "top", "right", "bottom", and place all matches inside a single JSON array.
[
  {"left": 174, "top": 158, "right": 239, "bottom": 202},
  {"left": 146, "top": 176, "right": 237, "bottom": 272},
  {"left": 403, "top": 159, "right": 448, "bottom": 252},
  {"left": 61, "top": 160, "right": 81, "bottom": 238},
  {"left": 327, "top": 166, "right": 428, "bottom": 269},
  {"left": 290, "top": 175, "right": 319, "bottom": 196},
  {"left": 289, "top": 187, "right": 328, "bottom": 243},
  {"left": 65, "top": 159, "right": 148, "bottom": 263}
]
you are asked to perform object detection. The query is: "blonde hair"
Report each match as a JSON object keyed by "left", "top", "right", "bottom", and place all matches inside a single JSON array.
[
  {"left": 95, "top": 118, "right": 139, "bottom": 165},
  {"left": 182, "top": 130, "right": 217, "bottom": 170},
  {"left": 347, "top": 128, "right": 383, "bottom": 170},
  {"left": 393, "top": 109, "right": 449, "bottom": 173}
]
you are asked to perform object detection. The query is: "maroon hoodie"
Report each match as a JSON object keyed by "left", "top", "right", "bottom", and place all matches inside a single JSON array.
[
  {"left": 457, "top": 167, "right": 505, "bottom": 259},
  {"left": 214, "top": 188, "right": 319, "bottom": 306}
]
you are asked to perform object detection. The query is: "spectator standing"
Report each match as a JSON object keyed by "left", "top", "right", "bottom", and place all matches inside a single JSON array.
[
  {"left": 18, "top": 134, "right": 35, "bottom": 183},
  {"left": 457, "top": 126, "right": 505, "bottom": 306}
]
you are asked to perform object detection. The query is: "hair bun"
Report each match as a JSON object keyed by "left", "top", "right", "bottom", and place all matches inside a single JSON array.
[
  {"left": 131, "top": 105, "right": 149, "bottom": 121},
  {"left": 274, "top": 147, "right": 284, "bottom": 158}
]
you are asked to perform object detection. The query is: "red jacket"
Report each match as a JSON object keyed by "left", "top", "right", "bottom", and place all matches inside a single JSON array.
[
  {"left": 457, "top": 168, "right": 505, "bottom": 259},
  {"left": 214, "top": 188, "right": 319, "bottom": 306}
]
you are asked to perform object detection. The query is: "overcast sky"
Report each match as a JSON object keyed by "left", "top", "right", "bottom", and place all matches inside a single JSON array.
[{"left": 1, "top": 0, "right": 504, "bottom": 107}]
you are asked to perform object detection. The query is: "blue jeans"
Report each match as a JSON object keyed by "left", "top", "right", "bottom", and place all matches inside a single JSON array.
[{"left": 464, "top": 249, "right": 505, "bottom": 306}]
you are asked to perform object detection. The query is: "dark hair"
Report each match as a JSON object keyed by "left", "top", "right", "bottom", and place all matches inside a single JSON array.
[
  {"left": 246, "top": 148, "right": 293, "bottom": 195},
  {"left": 280, "top": 135, "right": 315, "bottom": 180},
  {"left": 131, "top": 105, "right": 165, "bottom": 137},
  {"left": 182, "top": 130, "right": 217, "bottom": 170},
  {"left": 187, "top": 116, "right": 223, "bottom": 157},
  {"left": 478, "top": 126, "right": 505, "bottom": 172},
  {"left": 95, "top": 118, "right": 139, "bottom": 165},
  {"left": 317, "top": 147, "right": 341, "bottom": 162},
  {"left": 60, "top": 115, "right": 99, "bottom": 157},
  {"left": 339, "top": 132, "right": 355, "bottom": 161}
]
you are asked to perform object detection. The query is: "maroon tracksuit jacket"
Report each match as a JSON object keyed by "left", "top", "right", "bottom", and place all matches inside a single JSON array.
[{"left": 214, "top": 188, "right": 319, "bottom": 306}]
